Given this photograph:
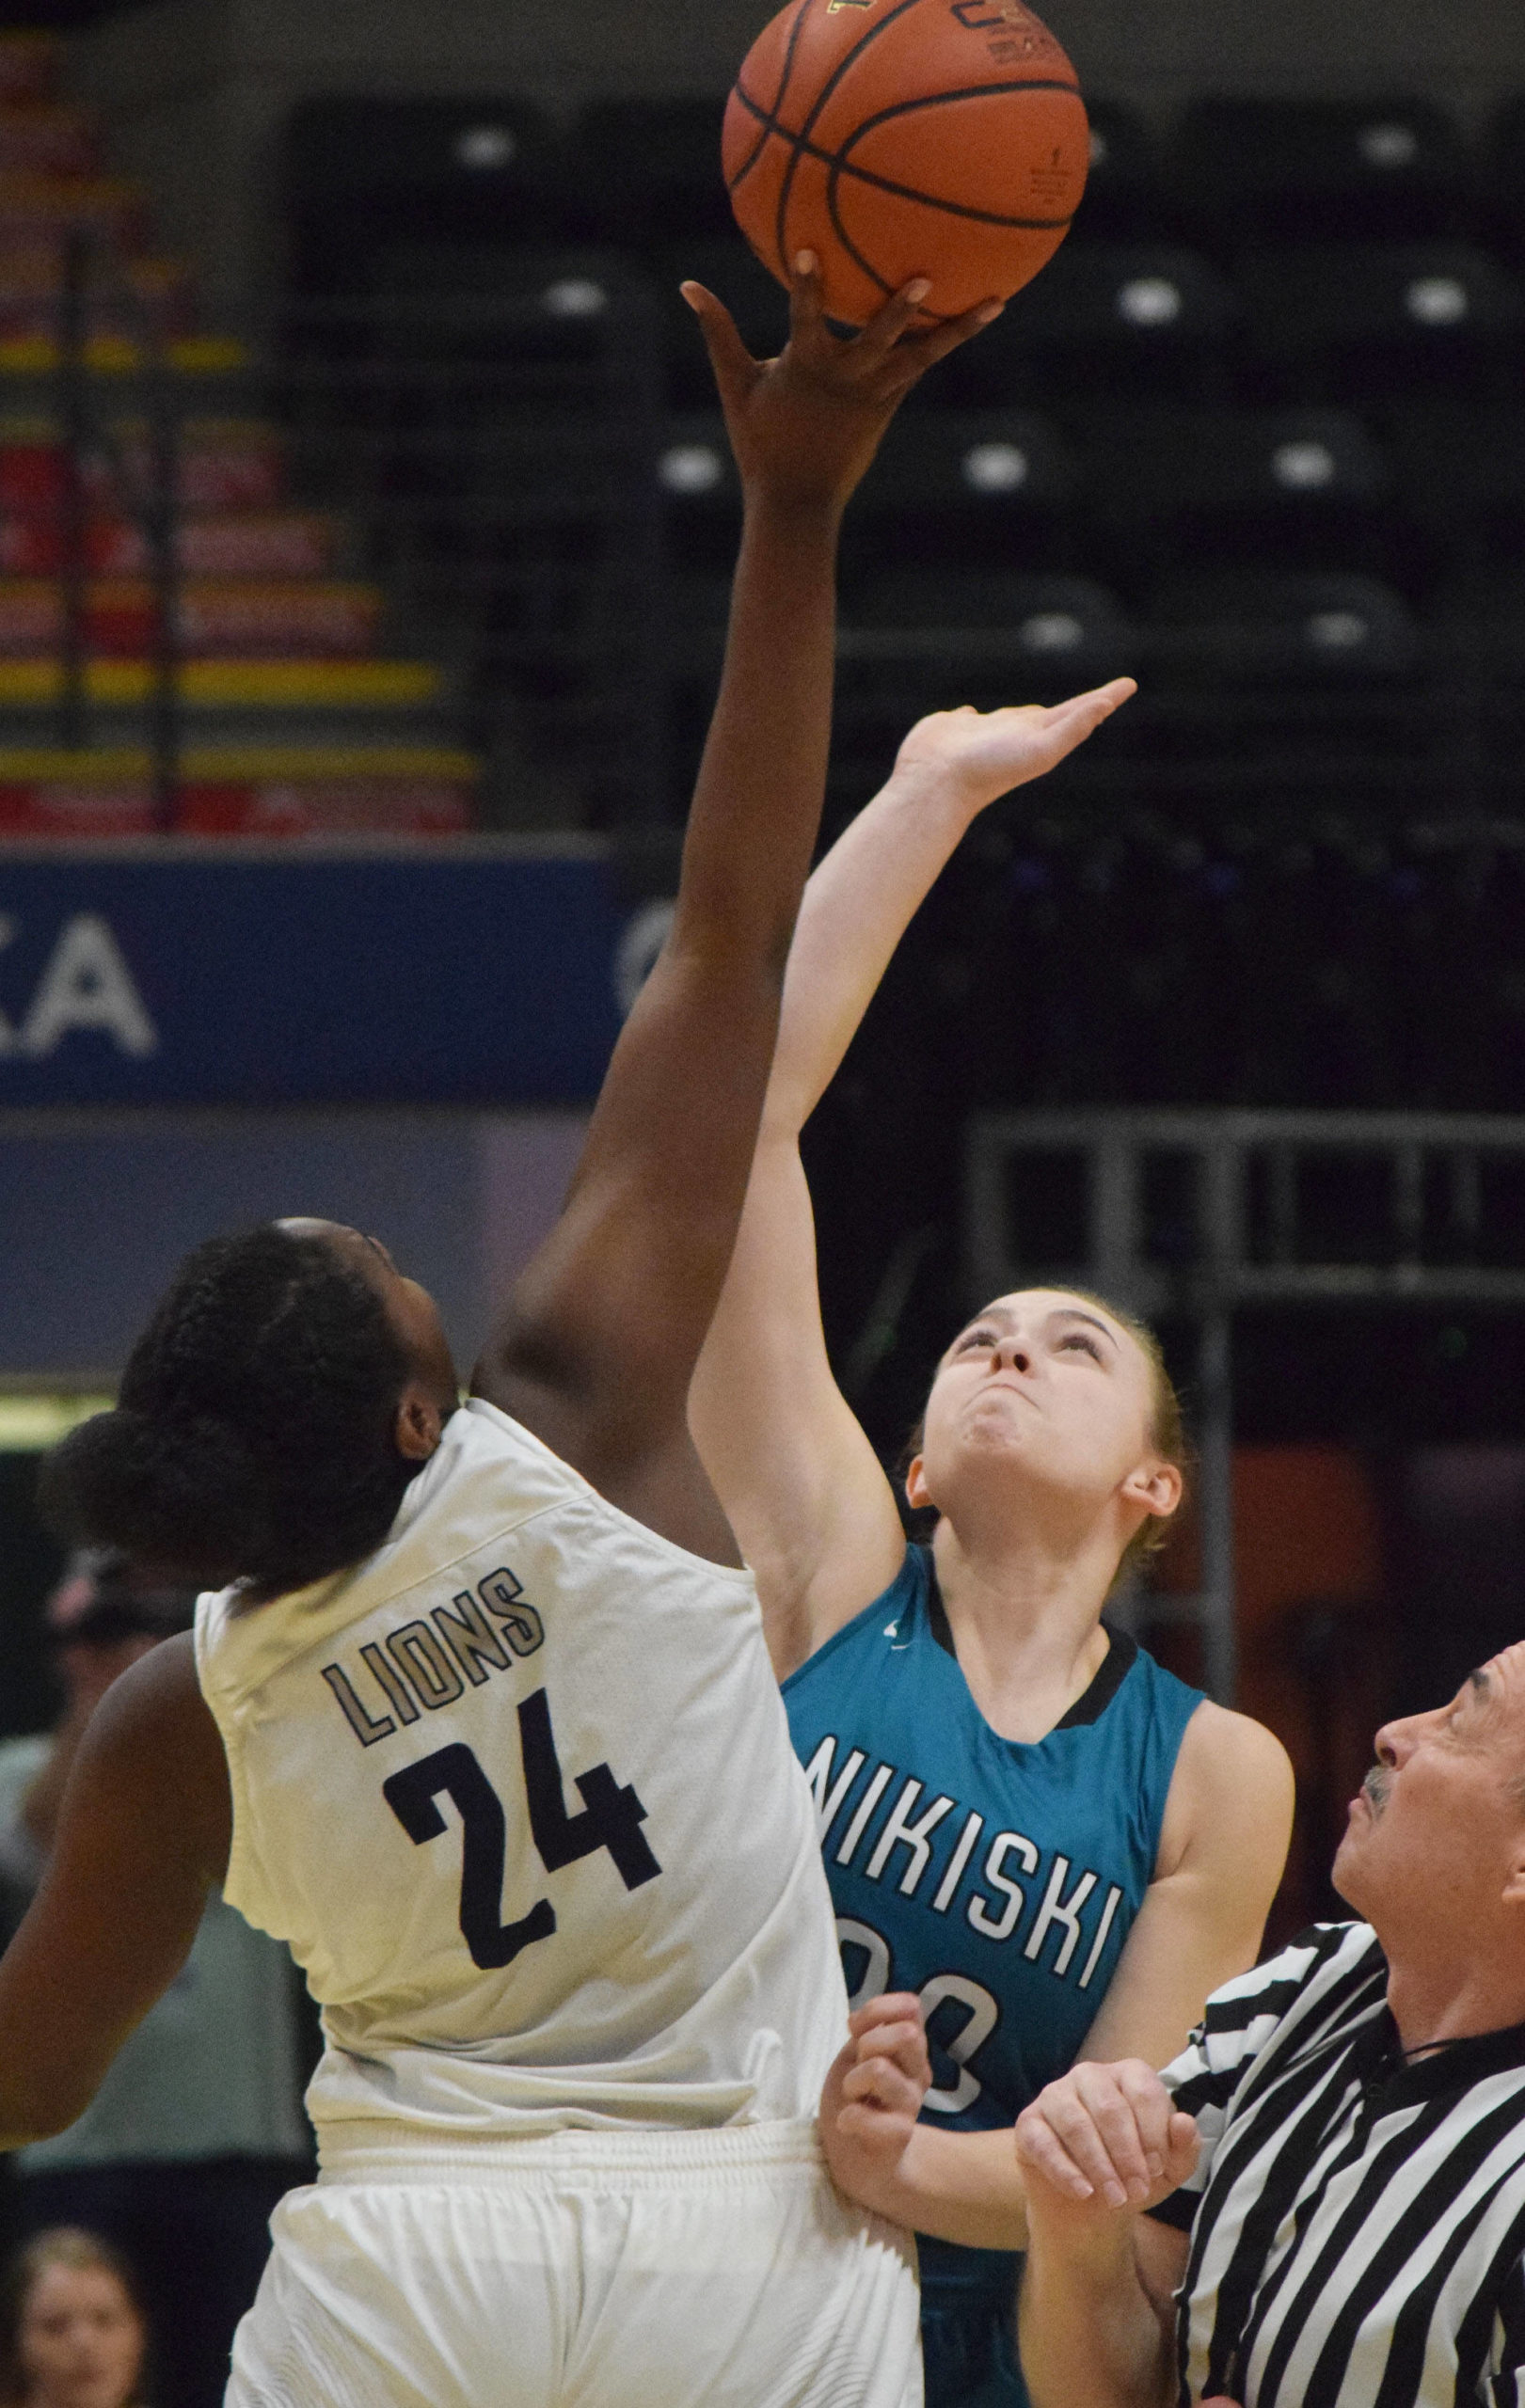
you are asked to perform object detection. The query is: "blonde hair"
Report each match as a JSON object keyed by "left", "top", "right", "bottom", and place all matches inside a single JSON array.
[
  {"left": 0, "top": 2229, "right": 148, "bottom": 2408},
  {"left": 904, "top": 1286, "right": 1191, "bottom": 1579},
  {"left": 1056, "top": 1288, "right": 1190, "bottom": 1576}
]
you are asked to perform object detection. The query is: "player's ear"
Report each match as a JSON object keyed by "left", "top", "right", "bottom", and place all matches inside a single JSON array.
[
  {"left": 394, "top": 1386, "right": 446, "bottom": 1464},
  {"left": 1122, "top": 1458, "right": 1182, "bottom": 1522},
  {"left": 904, "top": 1453, "right": 931, "bottom": 1512}
]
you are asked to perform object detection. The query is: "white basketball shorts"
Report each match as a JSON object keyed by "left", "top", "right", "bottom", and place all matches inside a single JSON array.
[{"left": 226, "top": 2119, "right": 921, "bottom": 2408}]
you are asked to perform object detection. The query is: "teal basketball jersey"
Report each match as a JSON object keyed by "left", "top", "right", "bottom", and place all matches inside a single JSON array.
[{"left": 784, "top": 1544, "right": 1204, "bottom": 2306}]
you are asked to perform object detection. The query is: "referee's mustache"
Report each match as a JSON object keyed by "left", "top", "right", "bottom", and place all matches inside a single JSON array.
[{"left": 1361, "top": 1766, "right": 1391, "bottom": 1816}]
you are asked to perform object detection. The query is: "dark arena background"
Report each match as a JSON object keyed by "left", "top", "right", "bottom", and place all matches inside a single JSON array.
[{"left": 3, "top": 0, "right": 1525, "bottom": 2395}]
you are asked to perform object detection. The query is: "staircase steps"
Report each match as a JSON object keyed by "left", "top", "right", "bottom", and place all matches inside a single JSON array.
[{"left": 0, "top": 32, "right": 481, "bottom": 838}]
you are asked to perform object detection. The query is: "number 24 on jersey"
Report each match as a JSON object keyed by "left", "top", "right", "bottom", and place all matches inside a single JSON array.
[{"left": 383, "top": 1687, "right": 660, "bottom": 1971}]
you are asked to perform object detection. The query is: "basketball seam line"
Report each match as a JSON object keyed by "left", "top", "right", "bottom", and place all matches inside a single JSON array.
[
  {"left": 730, "top": 82, "right": 1080, "bottom": 230},
  {"left": 729, "top": 0, "right": 814, "bottom": 198},
  {"left": 774, "top": 0, "right": 929, "bottom": 278},
  {"left": 825, "top": 169, "right": 897, "bottom": 304}
]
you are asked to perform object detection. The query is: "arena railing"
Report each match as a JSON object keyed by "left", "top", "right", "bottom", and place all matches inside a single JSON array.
[
  {"left": 42, "top": 251, "right": 671, "bottom": 833},
  {"left": 965, "top": 1108, "right": 1525, "bottom": 1705}
]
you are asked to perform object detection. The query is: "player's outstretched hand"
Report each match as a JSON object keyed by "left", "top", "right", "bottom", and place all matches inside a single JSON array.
[
  {"left": 683, "top": 253, "right": 1003, "bottom": 515},
  {"left": 891, "top": 685, "right": 1138, "bottom": 821},
  {"left": 819, "top": 1992, "right": 929, "bottom": 2196},
  {"left": 1015, "top": 2061, "right": 1198, "bottom": 2228}
]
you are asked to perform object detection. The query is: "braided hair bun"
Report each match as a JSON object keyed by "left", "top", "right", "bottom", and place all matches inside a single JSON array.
[{"left": 40, "top": 1226, "right": 417, "bottom": 1597}]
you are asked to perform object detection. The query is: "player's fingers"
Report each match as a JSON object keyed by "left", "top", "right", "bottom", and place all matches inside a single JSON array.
[
  {"left": 847, "top": 275, "right": 935, "bottom": 367},
  {"left": 1044, "top": 677, "right": 1137, "bottom": 726},
  {"left": 681, "top": 283, "right": 760, "bottom": 409},
  {"left": 1062, "top": 2066, "right": 1163, "bottom": 2203},
  {"left": 849, "top": 1996, "right": 928, "bottom": 2079},
  {"left": 853, "top": 2016, "right": 927, "bottom": 2078},
  {"left": 1072, "top": 2066, "right": 1158, "bottom": 2202},
  {"left": 785, "top": 249, "right": 830, "bottom": 349},
  {"left": 1024, "top": 679, "right": 1136, "bottom": 771},
  {"left": 881, "top": 295, "right": 1006, "bottom": 387},
  {"left": 849, "top": 1990, "right": 924, "bottom": 2038},
  {"left": 841, "top": 2056, "right": 924, "bottom": 2118},
  {"left": 1167, "top": 2110, "right": 1201, "bottom": 2185},
  {"left": 1014, "top": 2102, "right": 1098, "bottom": 2203},
  {"left": 1030, "top": 2087, "right": 1134, "bottom": 2207},
  {"left": 1112, "top": 2060, "right": 1178, "bottom": 2180}
]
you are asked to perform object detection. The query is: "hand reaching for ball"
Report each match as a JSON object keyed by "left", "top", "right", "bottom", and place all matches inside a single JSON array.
[
  {"left": 683, "top": 251, "right": 1002, "bottom": 515},
  {"left": 892, "top": 689, "right": 1139, "bottom": 818}
]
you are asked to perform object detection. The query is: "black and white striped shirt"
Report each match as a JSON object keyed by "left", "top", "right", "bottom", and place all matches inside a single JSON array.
[{"left": 1152, "top": 1924, "right": 1525, "bottom": 2408}]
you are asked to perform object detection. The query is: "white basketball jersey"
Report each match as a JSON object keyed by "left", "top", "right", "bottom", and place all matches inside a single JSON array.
[{"left": 195, "top": 1399, "right": 849, "bottom": 2152}]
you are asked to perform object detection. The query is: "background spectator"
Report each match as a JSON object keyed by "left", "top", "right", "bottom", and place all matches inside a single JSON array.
[
  {"left": 0, "top": 2227, "right": 148, "bottom": 2408},
  {"left": 0, "top": 1557, "right": 313, "bottom": 2408}
]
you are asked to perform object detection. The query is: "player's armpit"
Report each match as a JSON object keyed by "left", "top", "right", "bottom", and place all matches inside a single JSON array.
[
  {"left": 0, "top": 1633, "right": 230, "bottom": 2147},
  {"left": 1076, "top": 1703, "right": 1295, "bottom": 2076}
]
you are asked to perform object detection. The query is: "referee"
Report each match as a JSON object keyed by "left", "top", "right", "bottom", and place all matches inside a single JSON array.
[{"left": 1012, "top": 1641, "right": 1525, "bottom": 2408}]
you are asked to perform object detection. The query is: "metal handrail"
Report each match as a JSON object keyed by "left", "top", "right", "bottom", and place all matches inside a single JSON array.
[{"left": 965, "top": 1108, "right": 1525, "bottom": 1706}]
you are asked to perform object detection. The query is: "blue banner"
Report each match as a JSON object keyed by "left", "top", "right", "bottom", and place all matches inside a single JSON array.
[{"left": 0, "top": 846, "right": 634, "bottom": 1107}]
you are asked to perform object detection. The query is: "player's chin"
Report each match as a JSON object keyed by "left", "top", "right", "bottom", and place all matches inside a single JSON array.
[{"left": 958, "top": 1401, "right": 1033, "bottom": 1452}]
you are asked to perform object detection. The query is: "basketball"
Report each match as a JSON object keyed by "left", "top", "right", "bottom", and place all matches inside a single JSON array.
[{"left": 723, "top": 0, "right": 1089, "bottom": 328}]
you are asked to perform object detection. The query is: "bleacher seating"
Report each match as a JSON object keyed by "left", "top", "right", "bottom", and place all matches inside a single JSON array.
[
  {"left": 945, "top": 244, "right": 1243, "bottom": 407},
  {"left": 1487, "top": 101, "right": 1525, "bottom": 246},
  {"left": 1170, "top": 100, "right": 1472, "bottom": 246},
  {"left": 1147, "top": 569, "right": 1420, "bottom": 680},
  {"left": 569, "top": 100, "right": 736, "bottom": 246},
  {"left": 846, "top": 569, "right": 1134, "bottom": 669},
  {"left": 287, "top": 99, "right": 565, "bottom": 300},
  {"left": 1236, "top": 244, "right": 1521, "bottom": 404},
  {"left": 0, "top": 36, "right": 481, "bottom": 840},
  {"left": 1, "top": 63, "right": 1497, "bottom": 838},
  {"left": 1069, "top": 103, "right": 1161, "bottom": 242}
]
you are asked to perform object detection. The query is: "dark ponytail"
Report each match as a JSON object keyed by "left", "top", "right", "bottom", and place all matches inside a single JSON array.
[{"left": 40, "top": 1226, "right": 417, "bottom": 1597}]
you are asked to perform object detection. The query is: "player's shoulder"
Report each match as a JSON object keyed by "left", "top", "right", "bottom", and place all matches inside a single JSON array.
[
  {"left": 1118, "top": 1631, "right": 1209, "bottom": 1727},
  {"left": 73, "top": 1634, "right": 231, "bottom": 1876},
  {"left": 1168, "top": 1698, "right": 1296, "bottom": 1850},
  {"left": 1179, "top": 1698, "right": 1295, "bottom": 1790},
  {"left": 783, "top": 1540, "right": 924, "bottom": 1695}
]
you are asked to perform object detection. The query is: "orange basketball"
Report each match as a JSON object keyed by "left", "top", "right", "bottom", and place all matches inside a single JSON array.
[{"left": 724, "top": 0, "right": 1088, "bottom": 328}]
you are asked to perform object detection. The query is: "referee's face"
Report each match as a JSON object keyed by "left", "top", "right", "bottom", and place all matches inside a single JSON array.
[{"left": 1333, "top": 1649, "right": 1525, "bottom": 1935}]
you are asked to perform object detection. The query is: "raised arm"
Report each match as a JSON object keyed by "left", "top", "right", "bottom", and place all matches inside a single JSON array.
[
  {"left": 471, "top": 265, "right": 995, "bottom": 1552},
  {"left": 689, "top": 692, "right": 1136, "bottom": 1669}
]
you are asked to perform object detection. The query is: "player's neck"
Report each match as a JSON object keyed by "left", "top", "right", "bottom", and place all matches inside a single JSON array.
[{"left": 929, "top": 1517, "right": 1114, "bottom": 1743}]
